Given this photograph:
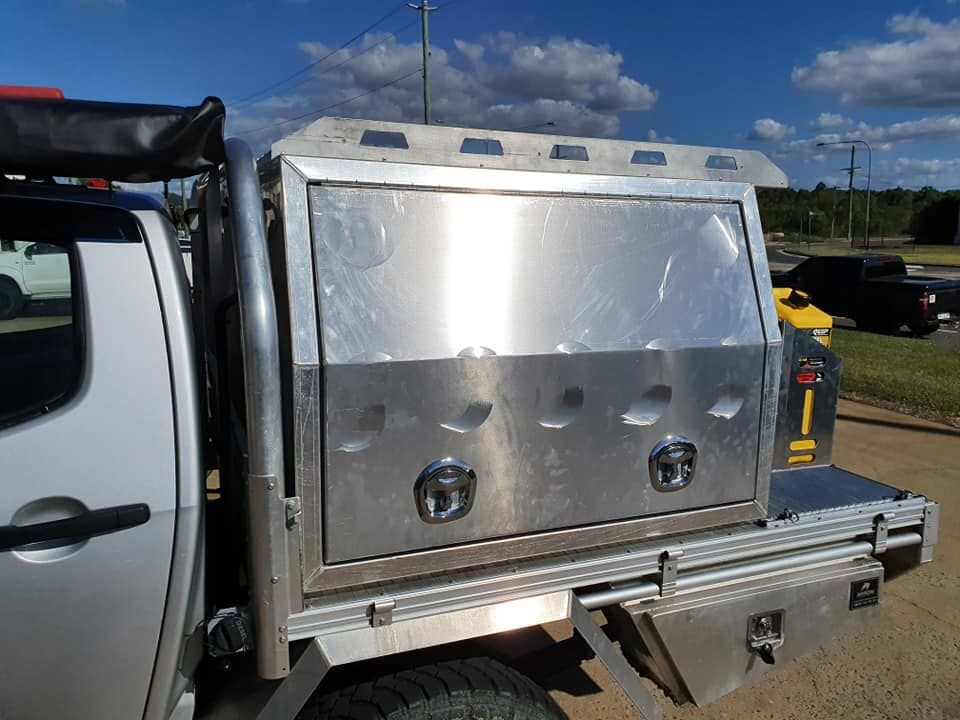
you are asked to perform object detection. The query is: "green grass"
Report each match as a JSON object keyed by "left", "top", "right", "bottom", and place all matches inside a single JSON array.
[
  {"left": 832, "top": 328, "right": 960, "bottom": 425},
  {"left": 783, "top": 240, "right": 960, "bottom": 266}
]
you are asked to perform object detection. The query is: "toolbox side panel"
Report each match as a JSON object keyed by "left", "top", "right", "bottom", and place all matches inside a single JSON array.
[
  {"left": 323, "top": 347, "right": 765, "bottom": 561},
  {"left": 309, "top": 184, "right": 771, "bottom": 563}
]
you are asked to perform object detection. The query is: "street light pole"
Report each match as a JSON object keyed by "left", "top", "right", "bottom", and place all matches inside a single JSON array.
[
  {"left": 863, "top": 141, "right": 872, "bottom": 248},
  {"left": 846, "top": 145, "right": 855, "bottom": 248},
  {"left": 818, "top": 139, "right": 872, "bottom": 247}
]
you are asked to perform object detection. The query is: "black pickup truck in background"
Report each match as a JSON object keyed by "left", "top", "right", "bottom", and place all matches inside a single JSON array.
[{"left": 772, "top": 254, "right": 960, "bottom": 335}]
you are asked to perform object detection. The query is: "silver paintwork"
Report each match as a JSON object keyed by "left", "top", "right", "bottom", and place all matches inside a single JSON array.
[
  {"left": 273, "top": 154, "right": 781, "bottom": 568},
  {"left": 620, "top": 559, "right": 884, "bottom": 706},
  {"left": 134, "top": 211, "right": 206, "bottom": 720},
  {"left": 225, "top": 138, "right": 292, "bottom": 679},
  {"left": 0, "top": 239, "right": 176, "bottom": 719},
  {"left": 271, "top": 117, "right": 789, "bottom": 189}
]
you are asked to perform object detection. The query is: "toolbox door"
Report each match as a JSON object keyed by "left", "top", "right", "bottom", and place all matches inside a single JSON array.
[{"left": 310, "top": 186, "right": 770, "bottom": 562}]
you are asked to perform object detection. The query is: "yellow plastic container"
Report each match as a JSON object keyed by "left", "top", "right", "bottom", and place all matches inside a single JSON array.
[{"left": 773, "top": 288, "right": 832, "bottom": 347}]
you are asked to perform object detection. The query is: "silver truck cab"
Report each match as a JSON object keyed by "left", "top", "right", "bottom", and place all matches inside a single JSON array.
[{"left": 0, "top": 96, "right": 940, "bottom": 720}]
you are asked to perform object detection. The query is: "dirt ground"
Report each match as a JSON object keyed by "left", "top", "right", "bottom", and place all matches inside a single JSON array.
[{"left": 541, "top": 400, "right": 960, "bottom": 720}]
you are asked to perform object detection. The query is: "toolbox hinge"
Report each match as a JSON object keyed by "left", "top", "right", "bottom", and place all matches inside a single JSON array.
[
  {"left": 658, "top": 549, "right": 683, "bottom": 598},
  {"left": 872, "top": 512, "right": 893, "bottom": 554},
  {"left": 285, "top": 497, "right": 302, "bottom": 529},
  {"left": 370, "top": 599, "right": 396, "bottom": 627}
]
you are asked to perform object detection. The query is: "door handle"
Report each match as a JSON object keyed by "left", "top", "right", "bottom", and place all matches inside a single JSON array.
[{"left": 0, "top": 503, "right": 150, "bottom": 551}]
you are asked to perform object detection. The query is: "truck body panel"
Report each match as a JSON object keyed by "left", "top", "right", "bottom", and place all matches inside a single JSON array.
[{"left": 0, "top": 196, "right": 180, "bottom": 720}]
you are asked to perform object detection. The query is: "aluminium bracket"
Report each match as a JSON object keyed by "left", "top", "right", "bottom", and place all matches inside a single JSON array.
[
  {"left": 659, "top": 548, "right": 683, "bottom": 598},
  {"left": 872, "top": 512, "right": 893, "bottom": 555},
  {"left": 370, "top": 599, "right": 396, "bottom": 627}
]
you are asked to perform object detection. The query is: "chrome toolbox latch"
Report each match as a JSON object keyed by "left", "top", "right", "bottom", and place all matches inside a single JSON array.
[
  {"left": 659, "top": 548, "right": 683, "bottom": 598},
  {"left": 747, "top": 609, "right": 785, "bottom": 666}
]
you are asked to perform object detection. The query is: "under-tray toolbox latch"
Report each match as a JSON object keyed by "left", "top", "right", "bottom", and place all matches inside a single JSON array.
[{"left": 747, "top": 609, "right": 785, "bottom": 665}]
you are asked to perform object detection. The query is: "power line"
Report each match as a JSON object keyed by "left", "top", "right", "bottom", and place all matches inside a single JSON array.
[
  {"left": 229, "top": 2, "right": 407, "bottom": 107},
  {"left": 236, "top": 66, "right": 423, "bottom": 137}
]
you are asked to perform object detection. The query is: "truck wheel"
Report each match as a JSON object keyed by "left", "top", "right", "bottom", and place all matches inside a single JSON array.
[
  {"left": 0, "top": 278, "right": 24, "bottom": 321},
  {"left": 907, "top": 321, "right": 939, "bottom": 336},
  {"left": 302, "top": 657, "right": 568, "bottom": 720},
  {"left": 854, "top": 313, "right": 895, "bottom": 334}
]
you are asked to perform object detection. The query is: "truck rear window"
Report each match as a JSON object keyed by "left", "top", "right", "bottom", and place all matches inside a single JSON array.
[{"left": 863, "top": 257, "right": 906, "bottom": 279}]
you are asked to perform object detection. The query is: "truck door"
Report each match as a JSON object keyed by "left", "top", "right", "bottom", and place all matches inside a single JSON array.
[
  {"left": 0, "top": 196, "right": 177, "bottom": 719},
  {"left": 20, "top": 241, "right": 70, "bottom": 297}
]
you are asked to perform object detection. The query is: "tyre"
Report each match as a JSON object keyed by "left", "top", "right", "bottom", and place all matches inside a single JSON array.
[
  {"left": 0, "top": 278, "right": 24, "bottom": 321},
  {"left": 302, "top": 657, "right": 568, "bottom": 720},
  {"left": 908, "top": 321, "right": 939, "bottom": 336},
  {"left": 854, "top": 313, "right": 896, "bottom": 334}
]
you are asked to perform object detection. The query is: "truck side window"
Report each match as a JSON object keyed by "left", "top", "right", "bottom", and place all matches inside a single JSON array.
[{"left": 0, "top": 237, "right": 78, "bottom": 428}]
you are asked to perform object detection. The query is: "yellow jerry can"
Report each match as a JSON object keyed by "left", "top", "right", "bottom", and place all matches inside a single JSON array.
[{"left": 773, "top": 288, "right": 832, "bottom": 347}]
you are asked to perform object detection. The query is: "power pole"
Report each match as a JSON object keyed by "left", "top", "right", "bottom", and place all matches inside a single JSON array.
[
  {"left": 408, "top": 2, "right": 436, "bottom": 124},
  {"left": 839, "top": 145, "right": 861, "bottom": 248},
  {"left": 830, "top": 187, "right": 837, "bottom": 241}
]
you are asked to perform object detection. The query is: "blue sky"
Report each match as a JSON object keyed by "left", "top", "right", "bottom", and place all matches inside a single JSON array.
[{"left": 6, "top": 0, "right": 960, "bottom": 189}]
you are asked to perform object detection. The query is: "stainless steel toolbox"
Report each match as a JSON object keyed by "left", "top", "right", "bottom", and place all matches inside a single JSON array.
[
  {"left": 262, "top": 118, "right": 787, "bottom": 585},
  {"left": 613, "top": 558, "right": 884, "bottom": 706}
]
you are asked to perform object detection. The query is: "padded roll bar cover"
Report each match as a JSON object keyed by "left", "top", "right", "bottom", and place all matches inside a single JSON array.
[{"left": 0, "top": 96, "right": 225, "bottom": 182}]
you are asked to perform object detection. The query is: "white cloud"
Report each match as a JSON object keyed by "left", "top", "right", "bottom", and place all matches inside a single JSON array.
[
  {"left": 231, "top": 32, "right": 658, "bottom": 145},
  {"left": 779, "top": 114, "right": 960, "bottom": 156},
  {"left": 811, "top": 112, "right": 853, "bottom": 129},
  {"left": 889, "top": 157, "right": 960, "bottom": 186},
  {"left": 748, "top": 118, "right": 796, "bottom": 141},
  {"left": 646, "top": 129, "right": 675, "bottom": 143},
  {"left": 792, "top": 13, "right": 960, "bottom": 106}
]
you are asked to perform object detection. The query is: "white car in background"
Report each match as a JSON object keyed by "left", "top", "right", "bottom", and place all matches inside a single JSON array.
[{"left": 0, "top": 241, "right": 70, "bottom": 319}]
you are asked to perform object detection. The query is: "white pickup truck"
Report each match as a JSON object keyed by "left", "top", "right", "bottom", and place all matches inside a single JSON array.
[{"left": 0, "top": 239, "right": 71, "bottom": 319}]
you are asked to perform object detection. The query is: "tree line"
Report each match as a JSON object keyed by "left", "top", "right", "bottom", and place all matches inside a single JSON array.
[{"left": 757, "top": 184, "right": 960, "bottom": 244}]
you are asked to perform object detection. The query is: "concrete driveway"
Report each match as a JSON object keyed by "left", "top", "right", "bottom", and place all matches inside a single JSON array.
[{"left": 540, "top": 400, "right": 960, "bottom": 720}]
